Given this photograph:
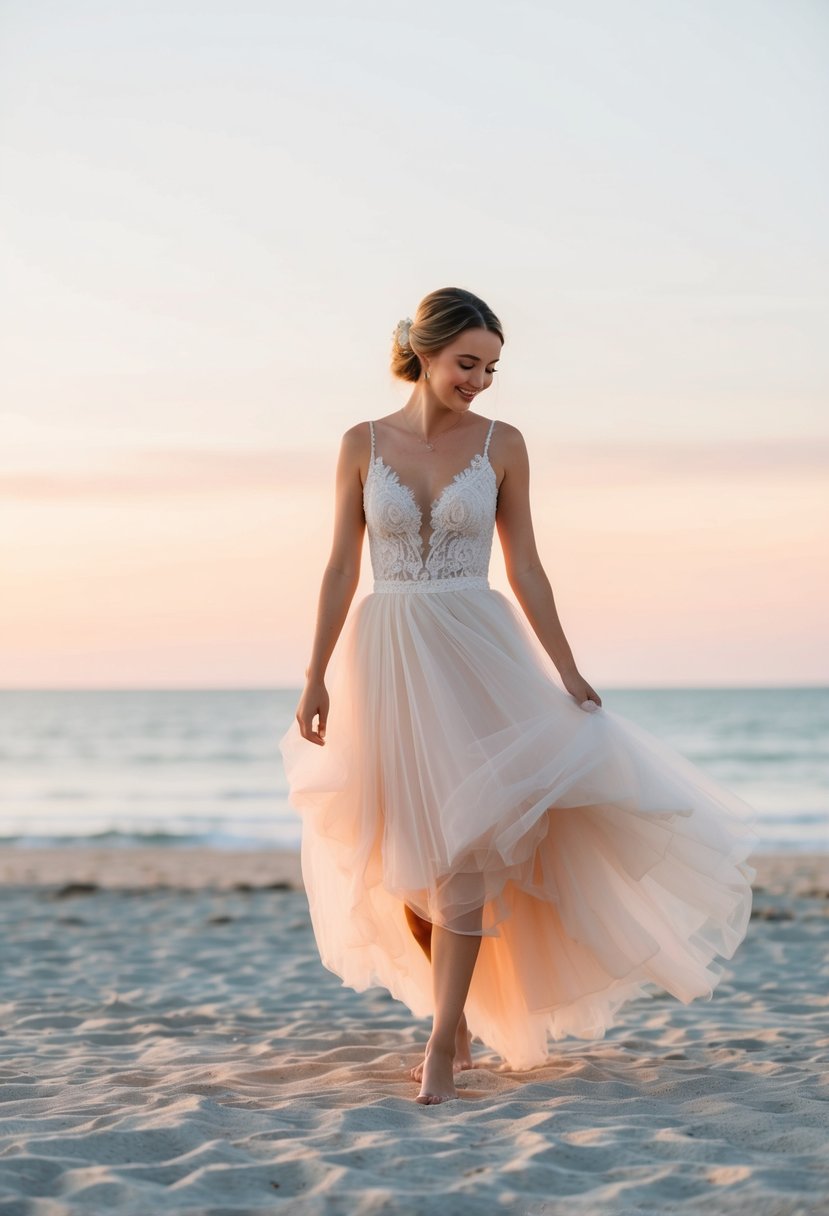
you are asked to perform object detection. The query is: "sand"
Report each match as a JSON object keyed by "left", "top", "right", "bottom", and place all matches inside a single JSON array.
[{"left": 0, "top": 845, "right": 827, "bottom": 1215}]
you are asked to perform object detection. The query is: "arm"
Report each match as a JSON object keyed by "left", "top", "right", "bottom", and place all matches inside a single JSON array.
[
  {"left": 296, "top": 423, "right": 368, "bottom": 744},
  {"left": 494, "top": 424, "right": 602, "bottom": 708}
]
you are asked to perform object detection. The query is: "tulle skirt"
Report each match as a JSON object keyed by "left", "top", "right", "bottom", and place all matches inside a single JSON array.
[{"left": 278, "top": 585, "right": 757, "bottom": 1071}]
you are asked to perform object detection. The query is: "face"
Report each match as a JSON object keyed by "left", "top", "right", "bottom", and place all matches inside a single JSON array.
[{"left": 425, "top": 328, "right": 502, "bottom": 412}]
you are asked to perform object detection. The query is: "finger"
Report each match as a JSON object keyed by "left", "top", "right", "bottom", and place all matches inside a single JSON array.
[
  {"left": 298, "top": 716, "right": 318, "bottom": 742},
  {"left": 303, "top": 721, "right": 324, "bottom": 746}
]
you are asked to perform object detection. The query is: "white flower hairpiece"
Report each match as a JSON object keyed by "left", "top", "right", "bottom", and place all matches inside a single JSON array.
[{"left": 395, "top": 316, "right": 413, "bottom": 350}]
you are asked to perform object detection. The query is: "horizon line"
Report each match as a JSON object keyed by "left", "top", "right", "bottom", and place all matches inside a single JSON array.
[{"left": 1, "top": 684, "right": 827, "bottom": 694}]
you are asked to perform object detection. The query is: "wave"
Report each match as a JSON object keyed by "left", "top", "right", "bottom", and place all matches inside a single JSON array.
[{"left": 0, "top": 829, "right": 302, "bottom": 850}]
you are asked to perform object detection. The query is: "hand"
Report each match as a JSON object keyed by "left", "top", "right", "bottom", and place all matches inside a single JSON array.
[
  {"left": 296, "top": 679, "right": 329, "bottom": 746},
  {"left": 560, "top": 668, "right": 602, "bottom": 710}
]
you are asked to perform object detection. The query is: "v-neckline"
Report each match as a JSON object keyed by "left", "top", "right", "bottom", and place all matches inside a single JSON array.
[
  {"left": 372, "top": 450, "right": 491, "bottom": 515},
  {"left": 366, "top": 417, "right": 496, "bottom": 556},
  {"left": 367, "top": 449, "right": 491, "bottom": 556}
]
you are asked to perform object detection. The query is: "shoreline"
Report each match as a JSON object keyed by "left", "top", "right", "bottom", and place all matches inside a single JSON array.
[
  {"left": 0, "top": 844, "right": 827, "bottom": 898},
  {"left": 0, "top": 843, "right": 304, "bottom": 891}
]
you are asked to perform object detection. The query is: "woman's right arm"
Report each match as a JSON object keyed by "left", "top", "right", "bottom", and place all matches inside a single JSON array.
[{"left": 295, "top": 424, "right": 368, "bottom": 745}]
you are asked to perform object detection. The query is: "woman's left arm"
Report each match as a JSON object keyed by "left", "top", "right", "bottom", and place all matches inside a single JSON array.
[{"left": 494, "top": 423, "right": 602, "bottom": 709}]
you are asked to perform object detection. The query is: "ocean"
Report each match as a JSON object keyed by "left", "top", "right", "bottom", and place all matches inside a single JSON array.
[{"left": 1, "top": 688, "right": 826, "bottom": 854}]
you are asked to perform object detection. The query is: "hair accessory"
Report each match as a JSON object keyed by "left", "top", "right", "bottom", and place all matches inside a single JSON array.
[{"left": 395, "top": 316, "right": 413, "bottom": 350}]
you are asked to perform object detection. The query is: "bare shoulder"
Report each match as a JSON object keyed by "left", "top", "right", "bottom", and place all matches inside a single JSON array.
[
  {"left": 340, "top": 421, "right": 374, "bottom": 484},
  {"left": 491, "top": 419, "right": 525, "bottom": 447},
  {"left": 490, "top": 420, "right": 528, "bottom": 480},
  {"left": 342, "top": 420, "right": 372, "bottom": 445}
]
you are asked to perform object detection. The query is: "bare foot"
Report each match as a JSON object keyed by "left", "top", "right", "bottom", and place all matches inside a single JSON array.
[
  {"left": 410, "top": 1013, "right": 481, "bottom": 1082},
  {"left": 415, "top": 1041, "right": 458, "bottom": 1105}
]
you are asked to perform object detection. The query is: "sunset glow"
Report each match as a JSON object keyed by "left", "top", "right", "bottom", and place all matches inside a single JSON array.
[{"left": 2, "top": 2, "right": 826, "bottom": 688}]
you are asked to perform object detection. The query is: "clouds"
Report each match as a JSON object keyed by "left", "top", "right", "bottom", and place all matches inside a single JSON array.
[
  {"left": 2, "top": 437, "right": 827, "bottom": 501},
  {"left": 0, "top": 447, "right": 333, "bottom": 500}
]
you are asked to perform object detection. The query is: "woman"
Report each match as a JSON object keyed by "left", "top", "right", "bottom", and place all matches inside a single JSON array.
[{"left": 279, "top": 286, "right": 757, "bottom": 1105}]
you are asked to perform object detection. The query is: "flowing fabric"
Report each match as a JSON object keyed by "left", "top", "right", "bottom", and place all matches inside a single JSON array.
[{"left": 279, "top": 417, "right": 757, "bottom": 1071}]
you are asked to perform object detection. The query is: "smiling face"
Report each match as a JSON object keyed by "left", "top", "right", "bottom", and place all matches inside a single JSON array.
[{"left": 424, "top": 327, "right": 502, "bottom": 411}]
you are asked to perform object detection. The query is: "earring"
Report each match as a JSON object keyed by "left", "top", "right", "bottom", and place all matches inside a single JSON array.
[{"left": 425, "top": 370, "right": 430, "bottom": 381}]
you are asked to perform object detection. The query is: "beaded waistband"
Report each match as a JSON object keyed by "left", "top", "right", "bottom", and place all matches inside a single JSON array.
[{"left": 372, "top": 575, "right": 490, "bottom": 595}]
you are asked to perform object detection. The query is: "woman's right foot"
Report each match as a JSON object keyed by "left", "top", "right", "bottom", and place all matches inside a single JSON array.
[
  {"left": 410, "top": 1013, "right": 480, "bottom": 1081},
  {"left": 415, "top": 1042, "right": 458, "bottom": 1105}
]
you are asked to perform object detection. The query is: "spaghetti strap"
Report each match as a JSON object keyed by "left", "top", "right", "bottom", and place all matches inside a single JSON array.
[
  {"left": 484, "top": 418, "right": 496, "bottom": 457},
  {"left": 368, "top": 419, "right": 375, "bottom": 461}
]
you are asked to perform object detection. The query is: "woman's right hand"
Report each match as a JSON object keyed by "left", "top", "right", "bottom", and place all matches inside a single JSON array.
[{"left": 296, "top": 679, "right": 329, "bottom": 746}]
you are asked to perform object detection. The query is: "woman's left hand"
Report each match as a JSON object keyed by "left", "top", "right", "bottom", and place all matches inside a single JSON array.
[{"left": 560, "top": 667, "right": 602, "bottom": 709}]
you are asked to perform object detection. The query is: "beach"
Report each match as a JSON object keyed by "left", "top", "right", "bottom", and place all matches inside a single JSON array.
[{"left": 0, "top": 846, "right": 826, "bottom": 1214}]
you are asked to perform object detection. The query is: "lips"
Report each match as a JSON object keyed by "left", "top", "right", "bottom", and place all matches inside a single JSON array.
[{"left": 456, "top": 389, "right": 476, "bottom": 401}]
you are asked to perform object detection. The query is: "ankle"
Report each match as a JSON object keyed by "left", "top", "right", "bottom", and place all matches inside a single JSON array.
[{"left": 427, "top": 1033, "right": 456, "bottom": 1057}]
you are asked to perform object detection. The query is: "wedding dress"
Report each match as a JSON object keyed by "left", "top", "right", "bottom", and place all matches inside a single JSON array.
[{"left": 278, "top": 417, "right": 756, "bottom": 1070}]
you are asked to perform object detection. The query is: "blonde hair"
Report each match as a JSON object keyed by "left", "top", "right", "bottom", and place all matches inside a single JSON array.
[{"left": 390, "top": 287, "right": 504, "bottom": 383}]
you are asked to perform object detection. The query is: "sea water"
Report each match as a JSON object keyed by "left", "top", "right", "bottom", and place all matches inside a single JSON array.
[{"left": 0, "top": 688, "right": 826, "bottom": 854}]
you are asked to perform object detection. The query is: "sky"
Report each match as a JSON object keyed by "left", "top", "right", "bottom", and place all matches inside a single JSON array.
[{"left": 1, "top": 0, "right": 827, "bottom": 688}]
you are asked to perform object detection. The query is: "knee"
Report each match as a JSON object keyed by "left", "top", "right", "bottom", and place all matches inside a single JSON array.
[{"left": 404, "top": 902, "right": 433, "bottom": 943}]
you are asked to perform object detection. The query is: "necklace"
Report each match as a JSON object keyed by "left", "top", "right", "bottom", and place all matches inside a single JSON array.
[{"left": 399, "top": 410, "right": 465, "bottom": 452}]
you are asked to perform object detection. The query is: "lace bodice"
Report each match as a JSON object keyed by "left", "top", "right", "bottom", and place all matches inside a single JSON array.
[{"left": 363, "top": 418, "right": 498, "bottom": 594}]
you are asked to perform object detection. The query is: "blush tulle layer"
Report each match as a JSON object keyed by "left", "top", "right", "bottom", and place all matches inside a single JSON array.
[{"left": 279, "top": 586, "right": 757, "bottom": 1071}]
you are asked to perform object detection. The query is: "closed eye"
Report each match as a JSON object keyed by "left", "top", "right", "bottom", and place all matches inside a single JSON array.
[{"left": 460, "top": 363, "right": 497, "bottom": 374}]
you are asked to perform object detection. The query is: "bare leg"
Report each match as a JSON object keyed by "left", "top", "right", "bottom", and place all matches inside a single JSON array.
[
  {"left": 416, "top": 920, "right": 482, "bottom": 1104},
  {"left": 404, "top": 904, "right": 477, "bottom": 1077}
]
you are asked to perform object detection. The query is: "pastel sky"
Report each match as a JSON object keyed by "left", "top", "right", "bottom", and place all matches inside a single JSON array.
[{"left": 1, "top": 0, "right": 826, "bottom": 688}]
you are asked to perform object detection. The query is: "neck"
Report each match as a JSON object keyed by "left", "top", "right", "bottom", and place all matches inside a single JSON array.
[{"left": 402, "top": 385, "right": 466, "bottom": 442}]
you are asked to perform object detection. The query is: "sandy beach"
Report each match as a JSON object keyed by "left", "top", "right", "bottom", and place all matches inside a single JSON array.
[{"left": 0, "top": 846, "right": 827, "bottom": 1215}]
